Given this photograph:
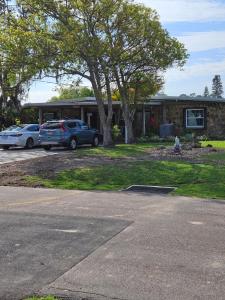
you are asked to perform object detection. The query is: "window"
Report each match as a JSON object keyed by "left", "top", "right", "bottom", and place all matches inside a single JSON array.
[
  {"left": 26, "top": 125, "right": 39, "bottom": 132},
  {"left": 42, "top": 122, "right": 61, "bottom": 130},
  {"left": 6, "top": 125, "right": 26, "bottom": 131},
  {"left": 186, "top": 109, "right": 205, "bottom": 129},
  {"left": 79, "top": 121, "right": 88, "bottom": 128},
  {"left": 67, "top": 122, "right": 77, "bottom": 128}
]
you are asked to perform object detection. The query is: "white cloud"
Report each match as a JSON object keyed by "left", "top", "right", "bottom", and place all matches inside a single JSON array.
[
  {"left": 138, "top": 0, "right": 225, "bottom": 23},
  {"left": 163, "top": 60, "right": 225, "bottom": 95},
  {"left": 177, "top": 30, "right": 225, "bottom": 52},
  {"left": 26, "top": 84, "right": 58, "bottom": 103},
  {"left": 165, "top": 59, "right": 225, "bottom": 82}
]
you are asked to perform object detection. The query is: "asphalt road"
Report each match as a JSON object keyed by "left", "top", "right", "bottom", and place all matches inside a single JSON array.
[
  {"left": 0, "top": 186, "right": 225, "bottom": 300},
  {"left": 0, "top": 211, "right": 130, "bottom": 300},
  {"left": 0, "top": 148, "right": 58, "bottom": 164}
]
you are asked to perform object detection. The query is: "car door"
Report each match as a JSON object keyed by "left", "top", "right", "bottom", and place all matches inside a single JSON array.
[
  {"left": 66, "top": 121, "right": 84, "bottom": 144},
  {"left": 25, "top": 125, "right": 40, "bottom": 145},
  {"left": 79, "top": 121, "right": 93, "bottom": 144}
]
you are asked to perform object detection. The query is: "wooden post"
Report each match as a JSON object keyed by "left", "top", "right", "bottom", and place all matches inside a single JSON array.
[
  {"left": 80, "top": 107, "right": 85, "bottom": 121},
  {"left": 38, "top": 108, "right": 42, "bottom": 125},
  {"left": 162, "top": 104, "right": 167, "bottom": 123},
  {"left": 142, "top": 105, "right": 146, "bottom": 136},
  {"left": 87, "top": 113, "right": 93, "bottom": 127}
]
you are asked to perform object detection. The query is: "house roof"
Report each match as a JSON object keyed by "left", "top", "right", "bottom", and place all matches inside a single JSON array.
[
  {"left": 23, "top": 95, "right": 225, "bottom": 109},
  {"left": 149, "top": 95, "right": 225, "bottom": 103}
]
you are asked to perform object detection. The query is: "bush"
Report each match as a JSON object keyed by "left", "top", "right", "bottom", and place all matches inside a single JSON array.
[
  {"left": 137, "top": 136, "right": 152, "bottom": 143},
  {"left": 196, "top": 135, "right": 208, "bottom": 142},
  {"left": 112, "top": 125, "right": 121, "bottom": 142}
]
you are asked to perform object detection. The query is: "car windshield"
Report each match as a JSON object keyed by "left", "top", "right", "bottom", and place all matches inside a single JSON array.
[{"left": 5, "top": 125, "right": 26, "bottom": 132}]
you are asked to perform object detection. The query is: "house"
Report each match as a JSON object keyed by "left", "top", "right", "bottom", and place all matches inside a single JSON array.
[{"left": 23, "top": 95, "right": 225, "bottom": 138}]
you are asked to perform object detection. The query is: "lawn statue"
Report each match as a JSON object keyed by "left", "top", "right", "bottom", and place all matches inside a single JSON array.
[{"left": 174, "top": 136, "right": 181, "bottom": 154}]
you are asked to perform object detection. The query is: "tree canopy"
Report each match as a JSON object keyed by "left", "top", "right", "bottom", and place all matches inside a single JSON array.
[
  {"left": 2, "top": 0, "right": 188, "bottom": 144},
  {"left": 49, "top": 85, "right": 94, "bottom": 102},
  {"left": 0, "top": 1, "right": 58, "bottom": 128},
  {"left": 212, "top": 75, "right": 224, "bottom": 98}
]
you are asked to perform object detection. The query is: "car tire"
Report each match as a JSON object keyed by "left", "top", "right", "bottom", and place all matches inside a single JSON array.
[
  {"left": 68, "top": 137, "right": 77, "bottom": 150},
  {"left": 92, "top": 135, "right": 99, "bottom": 147},
  {"left": 2, "top": 146, "right": 10, "bottom": 150},
  {"left": 25, "top": 138, "right": 34, "bottom": 149},
  {"left": 43, "top": 145, "right": 51, "bottom": 151}
]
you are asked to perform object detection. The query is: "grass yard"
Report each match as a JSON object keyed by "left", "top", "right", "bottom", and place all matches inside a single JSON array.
[
  {"left": 203, "top": 152, "right": 225, "bottom": 161},
  {"left": 77, "top": 142, "right": 171, "bottom": 158},
  {"left": 29, "top": 159, "right": 225, "bottom": 200},
  {"left": 201, "top": 140, "right": 225, "bottom": 149}
]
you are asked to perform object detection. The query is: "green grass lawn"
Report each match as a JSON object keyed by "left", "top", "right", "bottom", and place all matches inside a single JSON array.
[
  {"left": 201, "top": 140, "right": 225, "bottom": 149},
  {"left": 203, "top": 152, "right": 225, "bottom": 161},
  {"left": 29, "top": 160, "right": 225, "bottom": 200},
  {"left": 77, "top": 142, "right": 171, "bottom": 158}
]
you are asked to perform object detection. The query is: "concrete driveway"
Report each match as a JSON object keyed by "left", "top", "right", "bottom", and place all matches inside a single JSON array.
[
  {"left": 0, "top": 148, "right": 58, "bottom": 164},
  {"left": 0, "top": 186, "right": 225, "bottom": 300}
]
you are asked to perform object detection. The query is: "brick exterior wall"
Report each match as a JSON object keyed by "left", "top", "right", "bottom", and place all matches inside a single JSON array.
[{"left": 163, "top": 101, "right": 225, "bottom": 138}]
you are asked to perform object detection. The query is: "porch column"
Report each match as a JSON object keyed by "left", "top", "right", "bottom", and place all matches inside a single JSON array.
[
  {"left": 87, "top": 113, "right": 92, "bottom": 127},
  {"left": 162, "top": 104, "right": 167, "bottom": 123},
  {"left": 80, "top": 107, "right": 85, "bottom": 121},
  {"left": 59, "top": 108, "right": 63, "bottom": 119},
  {"left": 38, "top": 108, "right": 43, "bottom": 125},
  {"left": 142, "top": 105, "right": 146, "bottom": 136}
]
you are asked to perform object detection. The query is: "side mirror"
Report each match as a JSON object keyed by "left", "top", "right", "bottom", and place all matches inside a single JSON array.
[{"left": 81, "top": 125, "right": 89, "bottom": 130}]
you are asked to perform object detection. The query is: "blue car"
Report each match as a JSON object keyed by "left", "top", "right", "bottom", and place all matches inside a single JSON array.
[{"left": 39, "top": 119, "right": 100, "bottom": 150}]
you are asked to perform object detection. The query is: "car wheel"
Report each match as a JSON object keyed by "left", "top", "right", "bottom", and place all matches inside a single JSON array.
[
  {"left": 2, "top": 146, "right": 10, "bottom": 150},
  {"left": 25, "top": 138, "right": 34, "bottom": 149},
  {"left": 92, "top": 135, "right": 99, "bottom": 147},
  {"left": 69, "top": 137, "right": 77, "bottom": 150},
  {"left": 43, "top": 145, "right": 51, "bottom": 151}
]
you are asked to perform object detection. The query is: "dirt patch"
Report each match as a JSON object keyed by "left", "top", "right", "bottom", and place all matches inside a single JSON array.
[
  {"left": 0, "top": 146, "right": 224, "bottom": 188},
  {"left": 0, "top": 152, "right": 122, "bottom": 187},
  {"left": 146, "top": 146, "right": 223, "bottom": 161}
]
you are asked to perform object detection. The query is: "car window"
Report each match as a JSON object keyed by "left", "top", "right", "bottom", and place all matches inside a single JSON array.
[
  {"left": 79, "top": 121, "right": 88, "bottom": 127},
  {"left": 26, "top": 125, "right": 39, "bottom": 132},
  {"left": 41, "top": 122, "right": 62, "bottom": 130},
  {"left": 67, "top": 122, "right": 79, "bottom": 129},
  {"left": 5, "top": 125, "right": 26, "bottom": 132}
]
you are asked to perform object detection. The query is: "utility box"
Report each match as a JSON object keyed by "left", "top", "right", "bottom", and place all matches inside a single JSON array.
[{"left": 160, "top": 124, "right": 175, "bottom": 138}]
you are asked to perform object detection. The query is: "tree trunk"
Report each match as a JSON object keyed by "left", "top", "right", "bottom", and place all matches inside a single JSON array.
[
  {"left": 103, "top": 122, "right": 114, "bottom": 147},
  {"left": 123, "top": 104, "right": 135, "bottom": 144},
  {"left": 124, "top": 116, "right": 135, "bottom": 144},
  {"left": 89, "top": 69, "right": 114, "bottom": 147}
]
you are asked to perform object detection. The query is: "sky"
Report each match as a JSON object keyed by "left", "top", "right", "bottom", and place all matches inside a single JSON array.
[{"left": 28, "top": 0, "right": 225, "bottom": 103}]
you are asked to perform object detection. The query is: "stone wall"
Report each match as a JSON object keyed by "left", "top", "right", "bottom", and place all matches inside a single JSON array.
[{"left": 164, "top": 101, "right": 225, "bottom": 138}]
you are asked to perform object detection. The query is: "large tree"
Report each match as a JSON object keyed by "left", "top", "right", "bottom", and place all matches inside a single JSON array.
[
  {"left": 0, "top": 1, "right": 57, "bottom": 128},
  {"left": 18, "top": 0, "right": 120, "bottom": 146},
  {"left": 101, "top": 2, "right": 188, "bottom": 143},
  {"left": 203, "top": 86, "right": 209, "bottom": 97},
  {"left": 17, "top": 0, "right": 187, "bottom": 145},
  {"left": 212, "top": 75, "right": 224, "bottom": 98}
]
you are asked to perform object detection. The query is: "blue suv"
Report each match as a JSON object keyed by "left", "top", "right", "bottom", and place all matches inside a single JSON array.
[{"left": 39, "top": 119, "right": 100, "bottom": 150}]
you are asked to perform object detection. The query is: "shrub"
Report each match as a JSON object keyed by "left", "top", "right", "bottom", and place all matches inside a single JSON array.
[{"left": 112, "top": 125, "right": 121, "bottom": 142}]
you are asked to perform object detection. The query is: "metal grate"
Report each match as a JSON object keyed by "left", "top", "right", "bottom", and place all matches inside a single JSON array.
[{"left": 123, "top": 185, "right": 176, "bottom": 194}]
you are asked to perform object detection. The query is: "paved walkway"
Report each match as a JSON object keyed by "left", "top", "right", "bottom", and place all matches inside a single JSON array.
[
  {"left": 0, "top": 186, "right": 225, "bottom": 300},
  {"left": 0, "top": 148, "right": 57, "bottom": 164}
]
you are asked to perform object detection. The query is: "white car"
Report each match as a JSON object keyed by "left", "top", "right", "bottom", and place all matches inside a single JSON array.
[{"left": 0, "top": 124, "right": 40, "bottom": 150}]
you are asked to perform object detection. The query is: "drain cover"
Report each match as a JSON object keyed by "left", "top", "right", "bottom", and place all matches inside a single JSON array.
[{"left": 123, "top": 185, "right": 176, "bottom": 194}]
